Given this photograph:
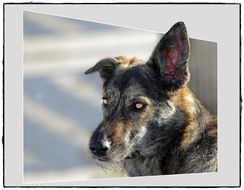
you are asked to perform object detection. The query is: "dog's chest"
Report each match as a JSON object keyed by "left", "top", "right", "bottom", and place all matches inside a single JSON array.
[{"left": 124, "top": 156, "right": 163, "bottom": 176}]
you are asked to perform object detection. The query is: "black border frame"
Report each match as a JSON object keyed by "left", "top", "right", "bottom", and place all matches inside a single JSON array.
[{"left": 2, "top": 2, "right": 241, "bottom": 188}]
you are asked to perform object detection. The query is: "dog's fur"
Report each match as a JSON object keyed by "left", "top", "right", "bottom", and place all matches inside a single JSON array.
[{"left": 85, "top": 22, "right": 217, "bottom": 176}]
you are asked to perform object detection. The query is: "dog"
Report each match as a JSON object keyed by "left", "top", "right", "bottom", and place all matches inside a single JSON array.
[{"left": 85, "top": 22, "right": 217, "bottom": 176}]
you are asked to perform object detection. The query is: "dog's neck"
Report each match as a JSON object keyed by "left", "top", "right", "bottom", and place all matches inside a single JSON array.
[{"left": 173, "top": 86, "right": 215, "bottom": 149}]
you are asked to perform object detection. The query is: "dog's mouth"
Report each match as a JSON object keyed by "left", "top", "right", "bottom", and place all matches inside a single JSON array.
[
  {"left": 91, "top": 154, "right": 110, "bottom": 162},
  {"left": 97, "top": 157, "right": 110, "bottom": 162},
  {"left": 92, "top": 150, "right": 141, "bottom": 163}
]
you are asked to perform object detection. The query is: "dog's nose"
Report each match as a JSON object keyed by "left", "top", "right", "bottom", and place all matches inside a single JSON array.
[{"left": 89, "top": 140, "right": 110, "bottom": 156}]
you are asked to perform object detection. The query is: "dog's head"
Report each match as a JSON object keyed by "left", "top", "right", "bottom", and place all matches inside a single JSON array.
[{"left": 85, "top": 22, "right": 190, "bottom": 163}]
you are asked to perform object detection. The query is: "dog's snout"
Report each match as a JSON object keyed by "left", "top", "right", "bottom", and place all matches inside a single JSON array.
[{"left": 89, "top": 139, "right": 111, "bottom": 156}]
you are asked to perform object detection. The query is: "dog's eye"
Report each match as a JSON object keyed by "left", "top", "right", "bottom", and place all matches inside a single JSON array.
[
  {"left": 134, "top": 102, "right": 146, "bottom": 110},
  {"left": 102, "top": 98, "right": 108, "bottom": 106}
]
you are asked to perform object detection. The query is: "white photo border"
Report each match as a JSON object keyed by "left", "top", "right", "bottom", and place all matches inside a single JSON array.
[{"left": 3, "top": 3, "right": 241, "bottom": 187}]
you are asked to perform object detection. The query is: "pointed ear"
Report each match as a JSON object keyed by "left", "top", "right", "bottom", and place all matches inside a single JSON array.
[
  {"left": 148, "top": 22, "right": 190, "bottom": 90},
  {"left": 85, "top": 58, "right": 118, "bottom": 82}
]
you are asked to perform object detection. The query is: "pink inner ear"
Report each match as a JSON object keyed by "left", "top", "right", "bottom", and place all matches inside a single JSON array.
[{"left": 165, "top": 48, "right": 180, "bottom": 75}]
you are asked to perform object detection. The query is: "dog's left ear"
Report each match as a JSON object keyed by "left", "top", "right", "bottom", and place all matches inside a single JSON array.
[
  {"left": 85, "top": 58, "right": 118, "bottom": 83},
  {"left": 148, "top": 22, "right": 190, "bottom": 90}
]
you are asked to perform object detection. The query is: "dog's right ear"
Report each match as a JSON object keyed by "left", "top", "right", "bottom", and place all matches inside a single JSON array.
[
  {"left": 85, "top": 58, "right": 118, "bottom": 82},
  {"left": 148, "top": 22, "right": 190, "bottom": 90}
]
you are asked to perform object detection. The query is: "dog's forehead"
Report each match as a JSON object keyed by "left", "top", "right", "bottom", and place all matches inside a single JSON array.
[
  {"left": 114, "top": 56, "right": 143, "bottom": 68},
  {"left": 104, "top": 64, "right": 157, "bottom": 97}
]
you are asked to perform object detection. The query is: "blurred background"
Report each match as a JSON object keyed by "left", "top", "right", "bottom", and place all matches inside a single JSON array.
[{"left": 23, "top": 11, "right": 217, "bottom": 184}]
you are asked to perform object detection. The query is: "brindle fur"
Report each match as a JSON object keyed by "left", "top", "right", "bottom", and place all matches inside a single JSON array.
[{"left": 85, "top": 22, "right": 217, "bottom": 176}]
